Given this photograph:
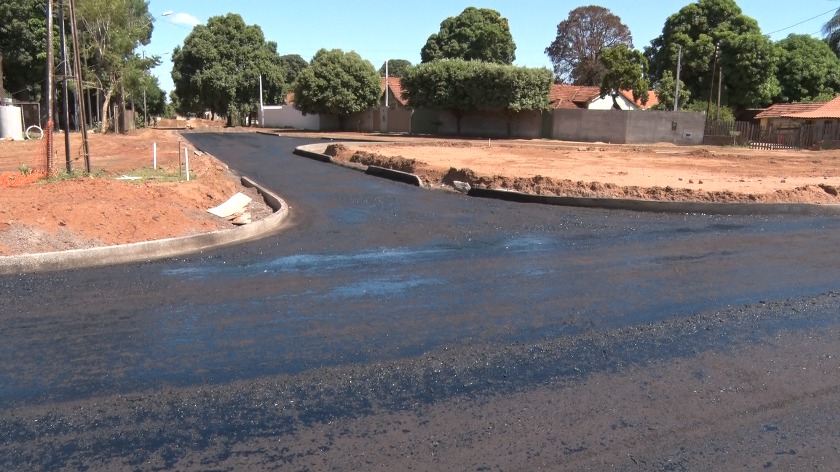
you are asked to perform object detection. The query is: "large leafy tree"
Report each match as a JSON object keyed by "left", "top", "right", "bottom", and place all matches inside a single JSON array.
[
  {"left": 172, "top": 13, "right": 286, "bottom": 126},
  {"left": 420, "top": 7, "right": 516, "bottom": 64},
  {"left": 401, "top": 59, "right": 551, "bottom": 135},
  {"left": 545, "top": 5, "right": 632, "bottom": 85},
  {"left": 0, "top": 0, "right": 51, "bottom": 100},
  {"left": 379, "top": 59, "right": 412, "bottom": 78},
  {"left": 774, "top": 34, "right": 840, "bottom": 103},
  {"left": 278, "top": 54, "right": 308, "bottom": 85},
  {"left": 76, "top": 0, "right": 155, "bottom": 133},
  {"left": 292, "top": 49, "right": 380, "bottom": 127},
  {"left": 646, "top": 0, "right": 777, "bottom": 111},
  {"left": 824, "top": 7, "right": 840, "bottom": 57},
  {"left": 599, "top": 45, "right": 650, "bottom": 109}
]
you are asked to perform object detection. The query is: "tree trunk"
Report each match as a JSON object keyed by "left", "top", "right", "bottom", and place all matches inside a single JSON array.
[
  {"left": 119, "top": 80, "right": 128, "bottom": 134},
  {"left": 99, "top": 85, "right": 115, "bottom": 134},
  {"left": 454, "top": 111, "right": 462, "bottom": 135}
]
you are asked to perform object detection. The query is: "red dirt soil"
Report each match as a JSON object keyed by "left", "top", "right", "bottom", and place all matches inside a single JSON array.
[{"left": 0, "top": 127, "right": 258, "bottom": 256}]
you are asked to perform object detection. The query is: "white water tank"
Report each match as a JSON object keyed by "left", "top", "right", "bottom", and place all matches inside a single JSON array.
[{"left": 0, "top": 105, "right": 24, "bottom": 140}]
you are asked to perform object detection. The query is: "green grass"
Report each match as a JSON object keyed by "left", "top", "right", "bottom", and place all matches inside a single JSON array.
[
  {"left": 39, "top": 167, "right": 194, "bottom": 184},
  {"left": 115, "top": 167, "right": 195, "bottom": 183}
]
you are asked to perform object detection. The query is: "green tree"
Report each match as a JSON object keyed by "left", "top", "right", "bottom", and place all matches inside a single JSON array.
[
  {"left": 76, "top": 0, "right": 155, "bottom": 133},
  {"left": 774, "top": 34, "right": 840, "bottom": 103},
  {"left": 379, "top": 59, "right": 412, "bottom": 78},
  {"left": 824, "top": 7, "right": 840, "bottom": 56},
  {"left": 653, "top": 70, "right": 691, "bottom": 110},
  {"left": 0, "top": 0, "right": 51, "bottom": 100},
  {"left": 172, "top": 13, "right": 286, "bottom": 126},
  {"left": 683, "top": 100, "right": 734, "bottom": 122},
  {"left": 421, "top": 7, "right": 516, "bottom": 64},
  {"left": 278, "top": 54, "right": 308, "bottom": 85},
  {"left": 545, "top": 5, "right": 633, "bottom": 85},
  {"left": 292, "top": 49, "right": 380, "bottom": 128},
  {"left": 401, "top": 59, "right": 551, "bottom": 135},
  {"left": 645, "top": 0, "right": 777, "bottom": 110},
  {"left": 599, "top": 45, "right": 650, "bottom": 109}
]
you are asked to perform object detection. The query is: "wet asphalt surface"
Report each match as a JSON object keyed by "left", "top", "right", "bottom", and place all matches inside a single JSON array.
[{"left": 2, "top": 133, "right": 840, "bottom": 470}]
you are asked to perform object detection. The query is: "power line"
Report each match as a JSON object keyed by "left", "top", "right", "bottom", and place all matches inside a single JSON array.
[{"left": 764, "top": 7, "right": 837, "bottom": 37}]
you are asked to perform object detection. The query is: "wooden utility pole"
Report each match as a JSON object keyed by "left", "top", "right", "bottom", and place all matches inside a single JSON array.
[
  {"left": 68, "top": 0, "right": 90, "bottom": 172},
  {"left": 0, "top": 52, "right": 5, "bottom": 101},
  {"left": 59, "top": 0, "right": 72, "bottom": 173},
  {"left": 46, "top": 0, "right": 55, "bottom": 173}
]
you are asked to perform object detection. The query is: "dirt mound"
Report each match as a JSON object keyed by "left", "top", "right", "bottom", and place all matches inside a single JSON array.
[
  {"left": 349, "top": 151, "right": 418, "bottom": 173},
  {"left": 323, "top": 143, "right": 349, "bottom": 157}
]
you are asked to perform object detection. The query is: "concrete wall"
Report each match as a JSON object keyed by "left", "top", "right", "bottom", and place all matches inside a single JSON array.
[
  {"left": 551, "top": 109, "right": 705, "bottom": 145},
  {"left": 262, "top": 105, "right": 320, "bottom": 130},
  {"left": 553, "top": 109, "right": 627, "bottom": 143},
  {"left": 410, "top": 109, "right": 543, "bottom": 138},
  {"left": 624, "top": 110, "right": 705, "bottom": 145}
]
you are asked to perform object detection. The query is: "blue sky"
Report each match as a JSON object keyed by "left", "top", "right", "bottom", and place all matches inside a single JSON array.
[{"left": 145, "top": 0, "right": 840, "bottom": 96}]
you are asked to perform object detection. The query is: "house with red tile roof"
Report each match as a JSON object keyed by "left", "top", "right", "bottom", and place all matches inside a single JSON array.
[
  {"left": 753, "top": 101, "right": 825, "bottom": 127},
  {"left": 549, "top": 84, "right": 658, "bottom": 111}
]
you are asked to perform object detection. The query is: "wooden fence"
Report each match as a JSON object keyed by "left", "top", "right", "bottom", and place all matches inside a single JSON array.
[{"left": 705, "top": 120, "right": 840, "bottom": 150}]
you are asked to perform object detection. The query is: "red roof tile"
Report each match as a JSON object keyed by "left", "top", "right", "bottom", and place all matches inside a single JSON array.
[
  {"left": 754, "top": 102, "right": 824, "bottom": 119},
  {"left": 550, "top": 84, "right": 658, "bottom": 110},
  {"left": 382, "top": 77, "right": 408, "bottom": 106},
  {"left": 782, "top": 96, "right": 840, "bottom": 119},
  {"left": 549, "top": 84, "right": 602, "bottom": 109},
  {"left": 620, "top": 89, "right": 659, "bottom": 109}
]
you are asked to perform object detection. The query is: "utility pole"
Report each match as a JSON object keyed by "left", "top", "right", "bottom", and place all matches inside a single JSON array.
[
  {"left": 59, "top": 0, "right": 72, "bottom": 173},
  {"left": 716, "top": 68, "right": 723, "bottom": 121},
  {"left": 0, "top": 52, "right": 5, "bottom": 101},
  {"left": 674, "top": 46, "right": 682, "bottom": 112},
  {"left": 68, "top": 0, "right": 90, "bottom": 172},
  {"left": 705, "top": 44, "right": 719, "bottom": 121},
  {"left": 46, "top": 0, "right": 55, "bottom": 173}
]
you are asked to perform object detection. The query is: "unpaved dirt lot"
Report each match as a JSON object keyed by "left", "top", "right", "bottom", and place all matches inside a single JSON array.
[
  {"left": 0, "top": 125, "right": 267, "bottom": 256},
  {"left": 3, "top": 129, "right": 840, "bottom": 256},
  {"left": 327, "top": 139, "right": 840, "bottom": 204}
]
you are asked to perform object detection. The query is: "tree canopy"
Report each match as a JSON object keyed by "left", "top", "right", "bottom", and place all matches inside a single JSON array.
[
  {"left": 278, "top": 54, "right": 308, "bottom": 85},
  {"left": 292, "top": 49, "right": 381, "bottom": 124},
  {"left": 76, "top": 0, "right": 156, "bottom": 132},
  {"left": 172, "top": 13, "right": 286, "bottom": 126},
  {"left": 420, "top": 7, "right": 516, "bottom": 64},
  {"left": 379, "top": 59, "right": 412, "bottom": 78},
  {"left": 823, "top": 7, "right": 840, "bottom": 57},
  {"left": 646, "top": 0, "right": 777, "bottom": 111},
  {"left": 0, "top": 0, "right": 50, "bottom": 100},
  {"left": 400, "top": 59, "right": 552, "bottom": 135},
  {"left": 774, "top": 34, "right": 840, "bottom": 103},
  {"left": 545, "top": 5, "right": 633, "bottom": 85},
  {"left": 599, "top": 45, "right": 650, "bottom": 109}
]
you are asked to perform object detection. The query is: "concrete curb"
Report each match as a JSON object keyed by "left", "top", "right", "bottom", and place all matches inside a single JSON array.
[
  {"left": 467, "top": 188, "right": 840, "bottom": 216},
  {"left": 0, "top": 177, "right": 290, "bottom": 275},
  {"left": 293, "top": 142, "right": 840, "bottom": 217}
]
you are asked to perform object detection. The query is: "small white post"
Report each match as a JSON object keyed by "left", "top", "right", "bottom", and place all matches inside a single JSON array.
[
  {"left": 184, "top": 146, "right": 190, "bottom": 181},
  {"left": 153, "top": 142, "right": 157, "bottom": 169}
]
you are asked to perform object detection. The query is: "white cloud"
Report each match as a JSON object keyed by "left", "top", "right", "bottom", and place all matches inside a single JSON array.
[{"left": 169, "top": 12, "right": 200, "bottom": 27}]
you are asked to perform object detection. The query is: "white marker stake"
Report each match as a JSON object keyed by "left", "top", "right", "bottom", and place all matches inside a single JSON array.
[
  {"left": 153, "top": 142, "right": 157, "bottom": 170},
  {"left": 184, "top": 146, "right": 190, "bottom": 181}
]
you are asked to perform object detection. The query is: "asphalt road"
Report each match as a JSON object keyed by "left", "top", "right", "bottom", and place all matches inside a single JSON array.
[{"left": 2, "top": 133, "right": 840, "bottom": 470}]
